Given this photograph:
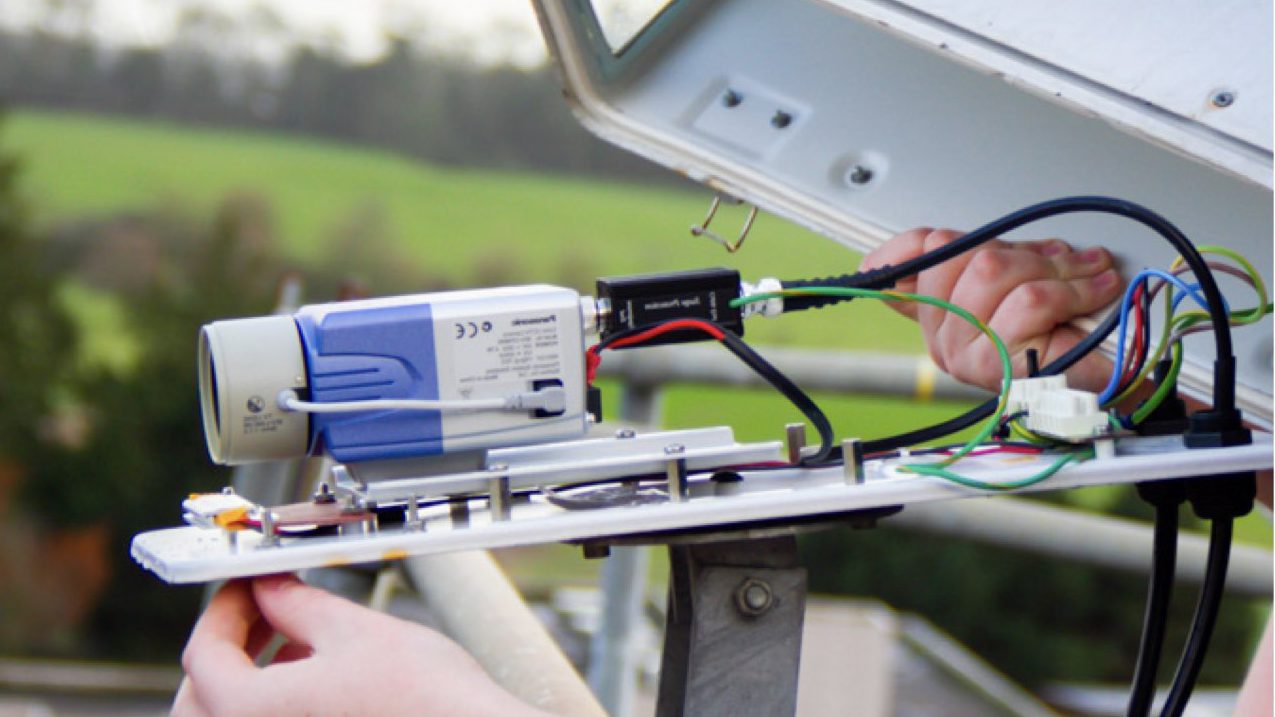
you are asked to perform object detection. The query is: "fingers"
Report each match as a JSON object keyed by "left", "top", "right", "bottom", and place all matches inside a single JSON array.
[
  {"left": 181, "top": 580, "right": 260, "bottom": 714},
  {"left": 935, "top": 245, "right": 1117, "bottom": 365},
  {"left": 252, "top": 573, "right": 375, "bottom": 652},
  {"left": 915, "top": 231, "right": 994, "bottom": 359},
  {"left": 987, "top": 270, "right": 1123, "bottom": 349},
  {"left": 865, "top": 228, "right": 1124, "bottom": 392}
]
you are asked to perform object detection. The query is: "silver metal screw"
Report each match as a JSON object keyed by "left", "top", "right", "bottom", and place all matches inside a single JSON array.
[
  {"left": 664, "top": 444, "right": 686, "bottom": 455},
  {"left": 616, "top": 428, "right": 637, "bottom": 439},
  {"left": 848, "top": 165, "right": 874, "bottom": 185}
]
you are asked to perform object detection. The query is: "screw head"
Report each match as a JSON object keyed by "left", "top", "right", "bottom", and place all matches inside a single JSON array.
[
  {"left": 735, "top": 578, "right": 774, "bottom": 617},
  {"left": 771, "top": 111, "right": 793, "bottom": 129},
  {"left": 615, "top": 428, "right": 637, "bottom": 439},
  {"left": 1210, "top": 89, "right": 1236, "bottom": 108},
  {"left": 722, "top": 89, "right": 743, "bottom": 108},
  {"left": 487, "top": 463, "right": 509, "bottom": 473},
  {"left": 664, "top": 443, "right": 686, "bottom": 455},
  {"left": 847, "top": 165, "right": 874, "bottom": 185}
]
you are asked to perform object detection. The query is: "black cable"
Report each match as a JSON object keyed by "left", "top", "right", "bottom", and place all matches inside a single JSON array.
[
  {"left": 1157, "top": 518, "right": 1233, "bottom": 717},
  {"left": 1126, "top": 483, "right": 1184, "bottom": 717},
  {"left": 593, "top": 321, "right": 836, "bottom": 464},
  {"left": 781, "top": 196, "right": 1236, "bottom": 415}
]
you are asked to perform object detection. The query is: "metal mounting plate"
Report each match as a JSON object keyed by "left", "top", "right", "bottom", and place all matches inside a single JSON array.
[{"left": 132, "top": 430, "right": 1272, "bottom": 584}]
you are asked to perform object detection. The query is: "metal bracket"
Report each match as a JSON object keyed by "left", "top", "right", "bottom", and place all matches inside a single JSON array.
[
  {"left": 690, "top": 195, "right": 758, "bottom": 253},
  {"left": 655, "top": 535, "right": 807, "bottom": 717}
]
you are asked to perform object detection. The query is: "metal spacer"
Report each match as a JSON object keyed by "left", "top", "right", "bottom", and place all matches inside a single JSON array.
[{"left": 785, "top": 423, "right": 807, "bottom": 464}]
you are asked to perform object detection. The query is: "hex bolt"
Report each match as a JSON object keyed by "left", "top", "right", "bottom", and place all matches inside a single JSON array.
[
  {"left": 616, "top": 428, "right": 637, "bottom": 439},
  {"left": 1210, "top": 89, "right": 1236, "bottom": 108},
  {"left": 722, "top": 89, "right": 743, "bottom": 107},
  {"left": 847, "top": 165, "right": 874, "bottom": 185},
  {"left": 735, "top": 578, "right": 774, "bottom": 617},
  {"left": 771, "top": 110, "right": 793, "bottom": 129}
]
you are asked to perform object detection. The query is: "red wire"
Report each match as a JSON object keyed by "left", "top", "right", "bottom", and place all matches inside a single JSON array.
[
  {"left": 1121, "top": 283, "right": 1146, "bottom": 389},
  {"left": 586, "top": 319, "right": 726, "bottom": 384}
]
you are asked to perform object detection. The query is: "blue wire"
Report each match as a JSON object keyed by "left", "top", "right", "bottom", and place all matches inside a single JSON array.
[{"left": 1098, "top": 270, "right": 1215, "bottom": 405}]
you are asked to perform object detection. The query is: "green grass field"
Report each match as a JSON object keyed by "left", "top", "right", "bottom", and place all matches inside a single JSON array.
[{"left": 7, "top": 108, "right": 1269, "bottom": 551}]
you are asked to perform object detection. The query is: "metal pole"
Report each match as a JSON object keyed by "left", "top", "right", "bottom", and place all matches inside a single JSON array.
[
  {"left": 587, "top": 546, "right": 650, "bottom": 716},
  {"left": 890, "top": 497, "right": 1272, "bottom": 597},
  {"left": 404, "top": 551, "right": 607, "bottom": 717},
  {"left": 597, "top": 345, "right": 987, "bottom": 402}
]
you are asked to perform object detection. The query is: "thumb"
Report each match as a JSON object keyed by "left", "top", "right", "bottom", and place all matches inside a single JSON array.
[{"left": 252, "top": 573, "right": 377, "bottom": 651}]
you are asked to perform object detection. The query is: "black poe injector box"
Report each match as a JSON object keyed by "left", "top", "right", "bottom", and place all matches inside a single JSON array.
[{"left": 596, "top": 267, "right": 744, "bottom": 346}]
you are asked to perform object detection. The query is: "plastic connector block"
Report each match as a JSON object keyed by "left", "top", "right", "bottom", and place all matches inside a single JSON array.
[{"left": 1006, "top": 375, "right": 1108, "bottom": 443}]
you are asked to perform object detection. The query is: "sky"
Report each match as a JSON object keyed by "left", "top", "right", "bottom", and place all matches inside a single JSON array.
[{"left": 0, "top": 0, "right": 552, "bottom": 67}]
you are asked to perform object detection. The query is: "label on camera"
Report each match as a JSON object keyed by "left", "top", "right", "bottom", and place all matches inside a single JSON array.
[{"left": 446, "top": 311, "right": 563, "bottom": 391}]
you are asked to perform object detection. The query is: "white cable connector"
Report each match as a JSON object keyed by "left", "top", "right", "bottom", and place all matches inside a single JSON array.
[
  {"left": 739, "top": 277, "right": 784, "bottom": 318},
  {"left": 1006, "top": 375, "right": 1109, "bottom": 442},
  {"left": 277, "top": 387, "right": 567, "bottom": 416}
]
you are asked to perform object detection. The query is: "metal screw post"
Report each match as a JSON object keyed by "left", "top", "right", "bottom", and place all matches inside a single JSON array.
[
  {"left": 405, "top": 494, "right": 424, "bottom": 532},
  {"left": 665, "top": 444, "right": 688, "bottom": 501},
  {"left": 258, "top": 510, "right": 279, "bottom": 548},
  {"left": 842, "top": 437, "right": 865, "bottom": 485},
  {"left": 785, "top": 423, "right": 807, "bottom": 464},
  {"left": 488, "top": 464, "right": 512, "bottom": 521},
  {"left": 1210, "top": 89, "right": 1236, "bottom": 108}
]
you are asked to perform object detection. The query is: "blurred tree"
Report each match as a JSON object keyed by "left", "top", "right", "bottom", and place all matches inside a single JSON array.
[{"left": 0, "top": 112, "right": 77, "bottom": 469}]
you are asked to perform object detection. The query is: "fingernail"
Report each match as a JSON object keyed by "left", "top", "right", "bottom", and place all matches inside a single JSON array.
[
  {"left": 1092, "top": 269, "right": 1119, "bottom": 290},
  {"left": 1078, "top": 248, "right": 1104, "bottom": 263}
]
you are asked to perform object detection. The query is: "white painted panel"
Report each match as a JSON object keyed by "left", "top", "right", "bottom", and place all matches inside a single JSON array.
[{"left": 870, "top": 0, "right": 1272, "bottom": 151}]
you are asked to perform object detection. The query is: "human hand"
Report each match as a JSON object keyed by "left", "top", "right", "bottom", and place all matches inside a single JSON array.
[
  {"left": 173, "top": 574, "right": 551, "bottom": 717},
  {"left": 860, "top": 228, "right": 1124, "bottom": 393}
]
